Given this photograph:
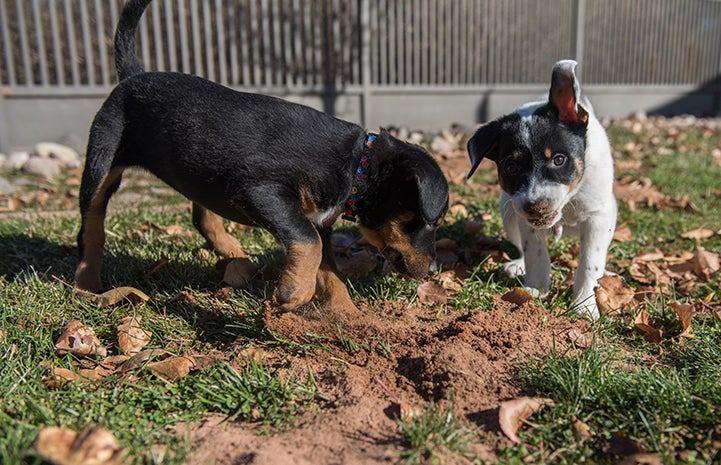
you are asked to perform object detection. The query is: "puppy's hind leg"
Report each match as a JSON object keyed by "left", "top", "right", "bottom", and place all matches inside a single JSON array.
[
  {"left": 75, "top": 128, "right": 126, "bottom": 292},
  {"left": 500, "top": 192, "right": 526, "bottom": 279},
  {"left": 191, "top": 203, "right": 247, "bottom": 258}
]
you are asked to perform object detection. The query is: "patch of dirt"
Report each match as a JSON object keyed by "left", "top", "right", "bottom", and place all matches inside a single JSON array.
[{"left": 188, "top": 296, "right": 589, "bottom": 465}]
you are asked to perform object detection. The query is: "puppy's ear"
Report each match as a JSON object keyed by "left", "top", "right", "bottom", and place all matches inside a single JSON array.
[
  {"left": 412, "top": 170, "right": 449, "bottom": 224},
  {"left": 466, "top": 119, "right": 502, "bottom": 179},
  {"left": 549, "top": 60, "right": 589, "bottom": 125}
]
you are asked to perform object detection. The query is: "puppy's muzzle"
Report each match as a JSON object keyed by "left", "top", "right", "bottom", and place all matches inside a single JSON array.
[
  {"left": 384, "top": 247, "right": 435, "bottom": 279},
  {"left": 520, "top": 201, "right": 560, "bottom": 228}
]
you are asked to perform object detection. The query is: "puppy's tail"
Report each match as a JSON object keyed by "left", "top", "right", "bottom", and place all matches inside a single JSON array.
[{"left": 114, "top": 0, "right": 153, "bottom": 81}]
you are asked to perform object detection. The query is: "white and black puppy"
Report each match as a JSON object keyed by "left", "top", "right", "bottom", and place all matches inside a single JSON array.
[{"left": 466, "top": 60, "right": 616, "bottom": 320}]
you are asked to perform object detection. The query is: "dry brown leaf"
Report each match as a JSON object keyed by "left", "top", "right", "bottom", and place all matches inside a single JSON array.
[
  {"left": 680, "top": 226, "right": 715, "bottom": 240},
  {"left": 438, "top": 270, "right": 463, "bottom": 293},
  {"left": 634, "top": 309, "right": 664, "bottom": 344},
  {"left": 567, "top": 329, "right": 590, "bottom": 348},
  {"left": 668, "top": 302, "right": 695, "bottom": 338},
  {"left": 417, "top": 281, "right": 448, "bottom": 306},
  {"left": 222, "top": 257, "right": 260, "bottom": 288},
  {"left": 117, "top": 316, "right": 152, "bottom": 355},
  {"left": 43, "top": 367, "right": 102, "bottom": 389},
  {"left": 95, "top": 355, "right": 130, "bottom": 378},
  {"left": 91, "top": 287, "right": 150, "bottom": 307},
  {"left": 33, "top": 426, "right": 128, "bottom": 465},
  {"left": 54, "top": 320, "right": 107, "bottom": 358},
  {"left": 692, "top": 247, "right": 720, "bottom": 281},
  {"left": 617, "top": 453, "right": 664, "bottom": 465},
  {"left": 594, "top": 275, "right": 636, "bottom": 315},
  {"left": 613, "top": 222, "right": 634, "bottom": 242},
  {"left": 147, "top": 355, "right": 197, "bottom": 381},
  {"left": 498, "top": 397, "right": 553, "bottom": 444},
  {"left": 501, "top": 287, "right": 534, "bottom": 305},
  {"left": 118, "top": 349, "right": 173, "bottom": 373},
  {"left": 448, "top": 203, "right": 468, "bottom": 218},
  {"left": 571, "top": 415, "right": 593, "bottom": 440}
]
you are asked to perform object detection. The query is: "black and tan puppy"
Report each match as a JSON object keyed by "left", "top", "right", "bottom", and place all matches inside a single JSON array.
[{"left": 75, "top": 0, "right": 449, "bottom": 317}]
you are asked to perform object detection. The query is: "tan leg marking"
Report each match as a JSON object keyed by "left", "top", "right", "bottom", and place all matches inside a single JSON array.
[
  {"left": 274, "top": 240, "right": 322, "bottom": 311},
  {"left": 315, "top": 264, "right": 359, "bottom": 318},
  {"left": 75, "top": 167, "right": 125, "bottom": 292},
  {"left": 191, "top": 203, "right": 246, "bottom": 258}
]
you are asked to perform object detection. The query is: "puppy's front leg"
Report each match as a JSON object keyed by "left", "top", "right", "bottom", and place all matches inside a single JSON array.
[
  {"left": 573, "top": 211, "right": 616, "bottom": 320},
  {"left": 519, "top": 222, "right": 552, "bottom": 297},
  {"left": 314, "top": 227, "right": 361, "bottom": 321}
]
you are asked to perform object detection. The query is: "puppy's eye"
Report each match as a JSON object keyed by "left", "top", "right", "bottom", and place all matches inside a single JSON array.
[
  {"left": 504, "top": 161, "right": 520, "bottom": 175},
  {"left": 552, "top": 154, "right": 567, "bottom": 167}
]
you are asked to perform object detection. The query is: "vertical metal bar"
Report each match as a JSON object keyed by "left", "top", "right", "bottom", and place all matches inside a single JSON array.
[
  {"left": 292, "top": 0, "right": 302, "bottom": 86},
  {"left": 151, "top": 0, "right": 165, "bottom": 72},
  {"left": 0, "top": 0, "right": 17, "bottom": 86},
  {"left": 388, "top": 0, "right": 396, "bottom": 84},
  {"left": 360, "top": 0, "right": 371, "bottom": 126},
  {"left": 249, "top": 0, "right": 261, "bottom": 85},
  {"left": 190, "top": 0, "right": 203, "bottom": 76},
  {"left": 571, "top": 0, "right": 586, "bottom": 74},
  {"left": 63, "top": 0, "right": 80, "bottom": 85},
  {"left": 216, "top": 0, "right": 228, "bottom": 85},
  {"left": 178, "top": 0, "right": 189, "bottom": 73},
  {"left": 332, "top": 0, "right": 341, "bottom": 88},
  {"left": 282, "top": 0, "right": 293, "bottom": 86},
  {"left": 420, "top": 0, "right": 427, "bottom": 85},
  {"left": 271, "top": 0, "right": 283, "bottom": 86},
  {"left": 14, "top": 0, "right": 32, "bottom": 84},
  {"left": 164, "top": 0, "right": 178, "bottom": 71},
  {"left": 378, "top": 0, "right": 387, "bottom": 85},
  {"left": 405, "top": 0, "right": 412, "bottom": 85},
  {"left": 240, "top": 0, "right": 251, "bottom": 85},
  {"left": 78, "top": 0, "right": 95, "bottom": 84},
  {"left": 203, "top": 0, "right": 215, "bottom": 81},
  {"left": 429, "top": 0, "right": 436, "bottom": 85},
  {"left": 313, "top": 1, "right": 322, "bottom": 87},
  {"left": 94, "top": 0, "right": 110, "bottom": 85},
  {"left": 31, "top": 0, "right": 48, "bottom": 86},
  {"left": 109, "top": 0, "right": 120, "bottom": 81},
  {"left": 48, "top": 0, "right": 63, "bottom": 85},
  {"left": 228, "top": 0, "right": 239, "bottom": 85}
]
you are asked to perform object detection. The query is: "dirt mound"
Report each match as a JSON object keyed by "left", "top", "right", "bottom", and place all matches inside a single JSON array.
[{"left": 189, "top": 296, "right": 589, "bottom": 464}]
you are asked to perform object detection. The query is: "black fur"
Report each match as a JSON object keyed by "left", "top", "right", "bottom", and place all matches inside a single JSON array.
[{"left": 76, "top": 0, "right": 448, "bottom": 312}]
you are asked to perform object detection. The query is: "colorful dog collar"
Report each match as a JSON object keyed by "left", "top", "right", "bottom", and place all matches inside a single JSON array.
[{"left": 342, "top": 133, "right": 376, "bottom": 222}]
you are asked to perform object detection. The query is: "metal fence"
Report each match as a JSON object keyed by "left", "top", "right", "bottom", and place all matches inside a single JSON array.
[{"left": 1, "top": 0, "right": 721, "bottom": 152}]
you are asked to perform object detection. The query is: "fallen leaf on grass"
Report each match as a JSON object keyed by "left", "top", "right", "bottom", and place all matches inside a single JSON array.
[
  {"left": 692, "top": 247, "right": 720, "bottom": 281},
  {"left": 594, "top": 275, "right": 636, "bottom": 315},
  {"left": 571, "top": 415, "right": 592, "bottom": 440},
  {"left": 668, "top": 302, "right": 695, "bottom": 338},
  {"left": 613, "top": 221, "right": 634, "bottom": 242},
  {"left": 222, "top": 257, "right": 260, "bottom": 288},
  {"left": 567, "top": 329, "right": 590, "bottom": 348},
  {"left": 501, "top": 287, "right": 534, "bottom": 305},
  {"left": 417, "top": 281, "right": 448, "bottom": 306},
  {"left": 498, "top": 397, "right": 553, "bottom": 443},
  {"left": 680, "top": 226, "right": 715, "bottom": 240},
  {"left": 33, "top": 426, "right": 127, "bottom": 465},
  {"left": 117, "top": 316, "right": 152, "bottom": 355},
  {"left": 617, "top": 453, "right": 664, "bottom": 465},
  {"left": 43, "top": 367, "right": 102, "bottom": 389},
  {"left": 117, "top": 349, "right": 173, "bottom": 374},
  {"left": 55, "top": 320, "right": 107, "bottom": 358},
  {"left": 91, "top": 287, "right": 149, "bottom": 307},
  {"left": 147, "top": 355, "right": 197, "bottom": 381},
  {"left": 634, "top": 309, "right": 664, "bottom": 343}
]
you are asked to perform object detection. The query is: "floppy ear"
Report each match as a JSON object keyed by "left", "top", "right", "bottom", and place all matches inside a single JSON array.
[
  {"left": 413, "top": 169, "right": 449, "bottom": 224},
  {"left": 466, "top": 119, "right": 502, "bottom": 179},
  {"left": 549, "top": 59, "right": 588, "bottom": 125}
]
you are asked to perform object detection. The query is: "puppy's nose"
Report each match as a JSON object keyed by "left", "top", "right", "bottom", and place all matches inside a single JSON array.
[
  {"left": 525, "top": 201, "right": 551, "bottom": 216},
  {"left": 428, "top": 260, "right": 437, "bottom": 275}
]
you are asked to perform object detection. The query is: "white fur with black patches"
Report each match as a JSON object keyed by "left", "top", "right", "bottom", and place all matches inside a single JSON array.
[{"left": 466, "top": 60, "right": 616, "bottom": 320}]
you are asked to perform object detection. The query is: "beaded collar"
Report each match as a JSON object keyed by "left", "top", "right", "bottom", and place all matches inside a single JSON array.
[{"left": 342, "top": 133, "right": 376, "bottom": 222}]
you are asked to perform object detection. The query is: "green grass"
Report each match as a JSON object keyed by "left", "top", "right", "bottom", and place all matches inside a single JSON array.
[{"left": 2, "top": 120, "right": 721, "bottom": 463}]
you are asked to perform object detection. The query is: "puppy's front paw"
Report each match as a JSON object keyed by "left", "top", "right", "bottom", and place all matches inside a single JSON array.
[
  {"left": 503, "top": 259, "right": 526, "bottom": 279},
  {"left": 572, "top": 293, "right": 600, "bottom": 321},
  {"left": 273, "top": 279, "right": 316, "bottom": 312}
]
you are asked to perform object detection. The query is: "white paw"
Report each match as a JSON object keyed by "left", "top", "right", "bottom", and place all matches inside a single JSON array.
[
  {"left": 503, "top": 258, "right": 526, "bottom": 279},
  {"left": 523, "top": 286, "right": 543, "bottom": 299},
  {"left": 572, "top": 294, "right": 600, "bottom": 321}
]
